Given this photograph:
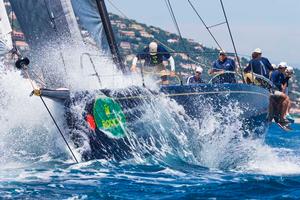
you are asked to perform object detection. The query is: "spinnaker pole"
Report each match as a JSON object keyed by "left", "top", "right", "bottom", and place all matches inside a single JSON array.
[{"left": 95, "top": 0, "right": 127, "bottom": 73}]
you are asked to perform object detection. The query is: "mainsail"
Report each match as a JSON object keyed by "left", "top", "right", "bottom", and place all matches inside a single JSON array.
[{"left": 8, "top": 0, "right": 112, "bottom": 87}]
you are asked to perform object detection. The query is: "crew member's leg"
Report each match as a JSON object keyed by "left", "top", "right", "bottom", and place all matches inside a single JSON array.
[{"left": 279, "top": 93, "right": 289, "bottom": 123}]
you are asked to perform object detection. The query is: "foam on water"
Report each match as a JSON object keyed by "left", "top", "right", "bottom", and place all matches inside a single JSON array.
[{"left": 0, "top": 70, "right": 72, "bottom": 166}]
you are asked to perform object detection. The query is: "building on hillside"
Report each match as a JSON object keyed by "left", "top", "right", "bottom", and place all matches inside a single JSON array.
[
  {"left": 117, "top": 23, "right": 127, "bottom": 29},
  {"left": 120, "top": 31, "right": 135, "bottom": 37},
  {"left": 150, "top": 27, "right": 160, "bottom": 33},
  {"left": 15, "top": 41, "right": 29, "bottom": 51},
  {"left": 12, "top": 31, "right": 25, "bottom": 40},
  {"left": 179, "top": 53, "right": 189, "bottom": 60},
  {"left": 194, "top": 45, "right": 204, "bottom": 51},
  {"left": 130, "top": 24, "right": 144, "bottom": 31},
  {"left": 167, "top": 39, "right": 178, "bottom": 43},
  {"left": 140, "top": 31, "right": 153, "bottom": 38},
  {"left": 120, "top": 41, "right": 131, "bottom": 49}
]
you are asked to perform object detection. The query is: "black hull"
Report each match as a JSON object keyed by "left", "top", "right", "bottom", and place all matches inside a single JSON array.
[{"left": 59, "top": 83, "right": 270, "bottom": 161}]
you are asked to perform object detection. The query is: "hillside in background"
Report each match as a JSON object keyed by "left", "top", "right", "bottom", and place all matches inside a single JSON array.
[{"left": 109, "top": 13, "right": 250, "bottom": 79}]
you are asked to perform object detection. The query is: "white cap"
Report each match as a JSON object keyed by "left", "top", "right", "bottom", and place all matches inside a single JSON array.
[
  {"left": 287, "top": 66, "right": 294, "bottom": 74},
  {"left": 253, "top": 48, "right": 262, "bottom": 54},
  {"left": 219, "top": 51, "right": 226, "bottom": 56},
  {"left": 149, "top": 42, "right": 158, "bottom": 55},
  {"left": 195, "top": 66, "right": 203, "bottom": 73},
  {"left": 278, "top": 62, "right": 288, "bottom": 68}
]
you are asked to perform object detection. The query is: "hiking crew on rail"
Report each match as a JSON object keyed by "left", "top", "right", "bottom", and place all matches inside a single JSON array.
[{"left": 131, "top": 41, "right": 176, "bottom": 85}]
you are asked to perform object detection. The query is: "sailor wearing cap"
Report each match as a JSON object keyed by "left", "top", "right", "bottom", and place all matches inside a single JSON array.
[
  {"left": 187, "top": 66, "right": 204, "bottom": 84},
  {"left": 271, "top": 62, "right": 288, "bottom": 92},
  {"left": 283, "top": 65, "right": 294, "bottom": 95},
  {"left": 244, "top": 48, "right": 274, "bottom": 79},
  {"left": 131, "top": 41, "right": 176, "bottom": 78},
  {"left": 209, "top": 51, "right": 236, "bottom": 83},
  {"left": 269, "top": 62, "right": 292, "bottom": 125}
]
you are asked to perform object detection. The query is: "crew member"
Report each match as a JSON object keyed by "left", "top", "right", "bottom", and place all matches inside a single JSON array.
[
  {"left": 187, "top": 66, "right": 204, "bottom": 84},
  {"left": 284, "top": 66, "right": 294, "bottom": 95},
  {"left": 209, "top": 51, "right": 236, "bottom": 83},
  {"left": 284, "top": 66, "right": 295, "bottom": 122},
  {"left": 244, "top": 48, "right": 274, "bottom": 79},
  {"left": 269, "top": 62, "right": 290, "bottom": 125},
  {"left": 131, "top": 42, "right": 176, "bottom": 79}
]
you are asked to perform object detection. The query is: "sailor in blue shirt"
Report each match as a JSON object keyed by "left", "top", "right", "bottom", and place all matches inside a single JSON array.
[
  {"left": 269, "top": 62, "right": 291, "bottom": 125},
  {"left": 244, "top": 48, "right": 274, "bottom": 79},
  {"left": 209, "top": 51, "right": 236, "bottom": 83},
  {"left": 187, "top": 66, "right": 204, "bottom": 84},
  {"left": 131, "top": 42, "right": 176, "bottom": 78},
  {"left": 271, "top": 62, "right": 287, "bottom": 92},
  {"left": 283, "top": 66, "right": 294, "bottom": 95}
]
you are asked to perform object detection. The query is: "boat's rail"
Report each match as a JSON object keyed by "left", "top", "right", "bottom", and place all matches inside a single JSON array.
[
  {"left": 209, "top": 71, "right": 275, "bottom": 91},
  {"left": 208, "top": 71, "right": 242, "bottom": 84}
]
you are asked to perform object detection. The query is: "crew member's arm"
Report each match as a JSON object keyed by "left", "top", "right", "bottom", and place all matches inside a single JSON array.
[
  {"left": 209, "top": 61, "right": 224, "bottom": 75},
  {"left": 282, "top": 82, "right": 288, "bottom": 93},
  {"left": 266, "top": 58, "right": 274, "bottom": 71},
  {"left": 131, "top": 56, "right": 138, "bottom": 72},
  {"left": 168, "top": 56, "right": 175, "bottom": 76}
]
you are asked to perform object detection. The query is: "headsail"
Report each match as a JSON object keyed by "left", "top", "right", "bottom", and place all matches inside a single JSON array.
[
  {"left": 0, "top": 0, "right": 13, "bottom": 56},
  {"left": 8, "top": 0, "right": 83, "bottom": 87},
  {"left": 9, "top": 0, "right": 82, "bottom": 49}
]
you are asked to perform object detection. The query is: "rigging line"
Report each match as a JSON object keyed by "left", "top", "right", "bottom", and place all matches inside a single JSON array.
[
  {"left": 23, "top": 68, "right": 79, "bottom": 164},
  {"left": 107, "top": 0, "right": 175, "bottom": 53},
  {"left": 107, "top": 0, "right": 201, "bottom": 67},
  {"left": 164, "top": 0, "right": 194, "bottom": 77},
  {"left": 207, "top": 21, "right": 227, "bottom": 29},
  {"left": 39, "top": 96, "right": 79, "bottom": 164},
  {"left": 164, "top": 0, "right": 185, "bottom": 48},
  {"left": 107, "top": 0, "right": 129, "bottom": 19},
  {"left": 187, "top": 0, "right": 224, "bottom": 51},
  {"left": 219, "top": 0, "right": 244, "bottom": 83}
]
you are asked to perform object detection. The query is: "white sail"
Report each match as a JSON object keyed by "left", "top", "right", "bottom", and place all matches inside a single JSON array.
[{"left": 0, "top": 0, "right": 12, "bottom": 56}]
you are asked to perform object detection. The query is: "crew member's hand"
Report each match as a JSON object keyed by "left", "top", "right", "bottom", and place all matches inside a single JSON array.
[
  {"left": 209, "top": 69, "right": 224, "bottom": 75},
  {"left": 170, "top": 71, "right": 176, "bottom": 77},
  {"left": 130, "top": 65, "right": 137, "bottom": 72},
  {"left": 218, "top": 70, "right": 225, "bottom": 74}
]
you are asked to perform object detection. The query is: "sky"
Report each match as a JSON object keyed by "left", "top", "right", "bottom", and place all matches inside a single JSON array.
[{"left": 107, "top": 0, "right": 300, "bottom": 68}]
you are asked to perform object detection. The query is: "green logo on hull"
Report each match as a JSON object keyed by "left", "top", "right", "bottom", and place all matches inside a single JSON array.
[{"left": 93, "top": 97, "right": 126, "bottom": 138}]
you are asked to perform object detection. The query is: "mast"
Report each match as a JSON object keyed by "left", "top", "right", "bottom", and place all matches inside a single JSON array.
[{"left": 95, "top": 0, "right": 127, "bottom": 73}]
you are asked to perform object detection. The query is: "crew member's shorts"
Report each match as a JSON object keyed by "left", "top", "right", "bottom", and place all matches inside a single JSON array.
[{"left": 270, "top": 90, "right": 285, "bottom": 102}]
